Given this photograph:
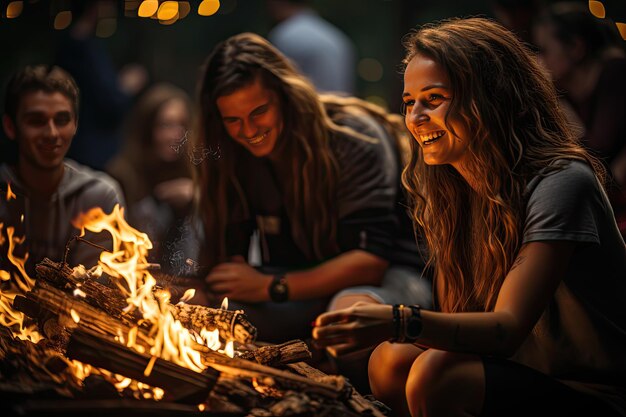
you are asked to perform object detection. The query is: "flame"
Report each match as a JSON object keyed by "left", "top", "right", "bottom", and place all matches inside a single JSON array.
[
  {"left": 0, "top": 208, "right": 172, "bottom": 399},
  {"left": 5, "top": 226, "right": 35, "bottom": 292},
  {"left": 0, "top": 224, "right": 42, "bottom": 343},
  {"left": 70, "top": 309, "right": 80, "bottom": 323},
  {"left": 6, "top": 182, "right": 16, "bottom": 201},
  {"left": 73, "top": 204, "right": 236, "bottom": 376},
  {"left": 224, "top": 340, "right": 234, "bottom": 358},
  {"left": 220, "top": 297, "right": 228, "bottom": 310},
  {"left": 143, "top": 355, "right": 157, "bottom": 377},
  {"left": 73, "top": 288, "right": 87, "bottom": 298},
  {"left": 178, "top": 288, "right": 195, "bottom": 304}
]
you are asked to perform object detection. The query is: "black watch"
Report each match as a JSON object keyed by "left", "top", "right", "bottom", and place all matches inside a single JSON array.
[
  {"left": 404, "top": 305, "right": 422, "bottom": 342},
  {"left": 268, "top": 274, "right": 289, "bottom": 303}
]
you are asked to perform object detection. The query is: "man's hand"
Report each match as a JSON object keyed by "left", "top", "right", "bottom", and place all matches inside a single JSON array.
[{"left": 205, "top": 261, "right": 272, "bottom": 303}]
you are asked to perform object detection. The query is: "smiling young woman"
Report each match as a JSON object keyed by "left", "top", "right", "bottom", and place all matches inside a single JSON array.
[{"left": 313, "top": 17, "right": 626, "bottom": 417}]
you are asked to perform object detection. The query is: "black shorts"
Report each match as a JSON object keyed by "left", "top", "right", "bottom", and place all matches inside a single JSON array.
[{"left": 481, "top": 356, "right": 621, "bottom": 417}]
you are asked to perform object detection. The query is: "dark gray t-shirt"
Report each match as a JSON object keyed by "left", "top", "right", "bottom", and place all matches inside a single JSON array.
[
  {"left": 514, "top": 160, "right": 626, "bottom": 415},
  {"left": 226, "top": 111, "right": 426, "bottom": 270}
]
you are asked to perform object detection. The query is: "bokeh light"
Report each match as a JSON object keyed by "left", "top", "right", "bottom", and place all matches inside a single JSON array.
[
  {"left": 138, "top": 0, "right": 159, "bottom": 18},
  {"left": 53, "top": 11, "right": 72, "bottom": 30},
  {"left": 198, "top": 0, "right": 220, "bottom": 17},
  {"left": 179, "top": 1, "right": 191, "bottom": 19},
  {"left": 588, "top": 1, "right": 606, "bottom": 19},
  {"left": 96, "top": 18, "right": 117, "bottom": 38},
  {"left": 615, "top": 22, "right": 626, "bottom": 40},
  {"left": 157, "top": 1, "right": 178, "bottom": 21},
  {"left": 6, "top": 1, "right": 23, "bottom": 19},
  {"left": 358, "top": 58, "right": 384, "bottom": 82}
]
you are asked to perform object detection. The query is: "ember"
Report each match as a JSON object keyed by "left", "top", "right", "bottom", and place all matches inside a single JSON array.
[{"left": 0, "top": 204, "right": 387, "bottom": 416}]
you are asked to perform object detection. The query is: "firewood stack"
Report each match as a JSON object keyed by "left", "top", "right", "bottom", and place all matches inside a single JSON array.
[{"left": 0, "top": 258, "right": 389, "bottom": 416}]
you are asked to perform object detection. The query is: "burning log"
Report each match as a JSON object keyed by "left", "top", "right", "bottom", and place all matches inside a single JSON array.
[
  {"left": 11, "top": 399, "right": 209, "bottom": 416},
  {"left": 0, "top": 327, "right": 81, "bottom": 399},
  {"left": 197, "top": 349, "right": 344, "bottom": 399},
  {"left": 23, "top": 280, "right": 140, "bottom": 340},
  {"left": 287, "top": 362, "right": 388, "bottom": 417},
  {"left": 35, "top": 258, "right": 258, "bottom": 344},
  {"left": 172, "top": 304, "right": 257, "bottom": 344},
  {"left": 65, "top": 328, "right": 219, "bottom": 404},
  {"left": 238, "top": 339, "right": 311, "bottom": 366}
]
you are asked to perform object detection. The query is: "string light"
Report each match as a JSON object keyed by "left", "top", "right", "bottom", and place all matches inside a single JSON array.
[
  {"left": 588, "top": 1, "right": 606, "bottom": 19},
  {"left": 179, "top": 1, "right": 191, "bottom": 19},
  {"left": 616, "top": 22, "right": 626, "bottom": 41},
  {"left": 157, "top": 1, "right": 178, "bottom": 21},
  {"left": 6, "top": 1, "right": 23, "bottom": 18},
  {"left": 138, "top": 0, "right": 158, "bottom": 18},
  {"left": 198, "top": 0, "right": 220, "bottom": 17},
  {"left": 53, "top": 10, "right": 72, "bottom": 30}
]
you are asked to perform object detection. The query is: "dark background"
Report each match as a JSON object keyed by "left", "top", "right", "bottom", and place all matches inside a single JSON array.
[{"left": 0, "top": 0, "right": 624, "bottom": 137}]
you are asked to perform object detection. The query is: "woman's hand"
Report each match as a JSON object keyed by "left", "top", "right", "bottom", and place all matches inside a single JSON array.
[
  {"left": 312, "top": 302, "right": 395, "bottom": 357},
  {"left": 205, "top": 260, "right": 272, "bottom": 303}
]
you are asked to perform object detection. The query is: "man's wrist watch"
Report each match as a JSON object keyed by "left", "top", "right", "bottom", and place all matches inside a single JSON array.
[
  {"left": 403, "top": 305, "right": 422, "bottom": 342},
  {"left": 268, "top": 274, "right": 289, "bottom": 303}
]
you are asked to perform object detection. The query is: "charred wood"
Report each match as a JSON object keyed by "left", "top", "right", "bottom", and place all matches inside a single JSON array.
[
  {"left": 287, "top": 362, "right": 388, "bottom": 417},
  {"left": 65, "top": 328, "right": 219, "bottom": 404},
  {"left": 238, "top": 340, "right": 311, "bottom": 366},
  {"left": 172, "top": 304, "right": 257, "bottom": 344}
]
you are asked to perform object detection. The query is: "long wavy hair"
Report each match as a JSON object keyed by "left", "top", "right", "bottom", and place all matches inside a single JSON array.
[
  {"left": 401, "top": 17, "right": 605, "bottom": 313},
  {"left": 195, "top": 33, "right": 410, "bottom": 267}
]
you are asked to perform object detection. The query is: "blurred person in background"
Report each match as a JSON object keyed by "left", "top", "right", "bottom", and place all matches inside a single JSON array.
[
  {"left": 55, "top": 0, "right": 142, "bottom": 171},
  {"left": 490, "top": 0, "right": 544, "bottom": 48},
  {"left": 532, "top": 1, "right": 626, "bottom": 237},
  {"left": 266, "top": 0, "right": 357, "bottom": 95},
  {"left": 106, "top": 83, "right": 198, "bottom": 277},
  {"left": 1, "top": 65, "right": 124, "bottom": 277}
]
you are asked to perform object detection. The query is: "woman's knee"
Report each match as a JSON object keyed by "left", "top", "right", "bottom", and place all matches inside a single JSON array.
[
  {"left": 406, "top": 350, "right": 485, "bottom": 416},
  {"left": 369, "top": 342, "right": 423, "bottom": 396}
]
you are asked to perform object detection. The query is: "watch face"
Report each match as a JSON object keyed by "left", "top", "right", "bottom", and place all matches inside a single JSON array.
[{"left": 270, "top": 277, "right": 289, "bottom": 302}]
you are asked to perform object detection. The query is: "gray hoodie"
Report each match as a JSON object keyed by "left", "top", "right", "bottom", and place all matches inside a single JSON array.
[{"left": 0, "top": 159, "right": 125, "bottom": 276}]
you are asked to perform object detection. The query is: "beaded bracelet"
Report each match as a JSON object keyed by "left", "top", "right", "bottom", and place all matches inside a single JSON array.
[{"left": 391, "top": 304, "right": 405, "bottom": 342}]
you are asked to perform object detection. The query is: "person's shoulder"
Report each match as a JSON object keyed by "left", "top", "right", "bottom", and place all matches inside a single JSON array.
[
  {"left": 63, "top": 159, "right": 124, "bottom": 199},
  {"left": 526, "top": 159, "right": 600, "bottom": 200},
  {"left": 330, "top": 113, "right": 383, "bottom": 161},
  {"left": 548, "top": 159, "right": 596, "bottom": 183}
]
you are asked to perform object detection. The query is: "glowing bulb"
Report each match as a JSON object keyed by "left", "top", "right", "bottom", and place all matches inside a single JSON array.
[
  {"left": 588, "top": 1, "right": 606, "bottom": 18},
  {"left": 6, "top": 1, "right": 23, "bottom": 18},
  {"left": 53, "top": 11, "right": 72, "bottom": 30},
  {"left": 616, "top": 22, "right": 626, "bottom": 40},
  {"left": 157, "top": 1, "right": 178, "bottom": 21},
  {"left": 179, "top": 1, "right": 191, "bottom": 19},
  {"left": 198, "top": 0, "right": 220, "bottom": 16},
  {"left": 138, "top": 0, "right": 158, "bottom": 17}
]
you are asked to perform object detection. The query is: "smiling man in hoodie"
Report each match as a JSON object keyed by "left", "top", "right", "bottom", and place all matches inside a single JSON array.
[{"left": 0, "top": 65, "right": 125, "bottom": 276}]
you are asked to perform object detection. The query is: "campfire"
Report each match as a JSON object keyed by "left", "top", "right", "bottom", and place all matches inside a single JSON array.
[{"left": 0, "top": 203, "right": 387, "bottom": 416}]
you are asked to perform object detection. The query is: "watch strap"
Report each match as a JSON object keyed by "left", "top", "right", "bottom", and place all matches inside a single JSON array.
[{"left": 269, "top": 274, "right": 289, "bottom": 303}]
